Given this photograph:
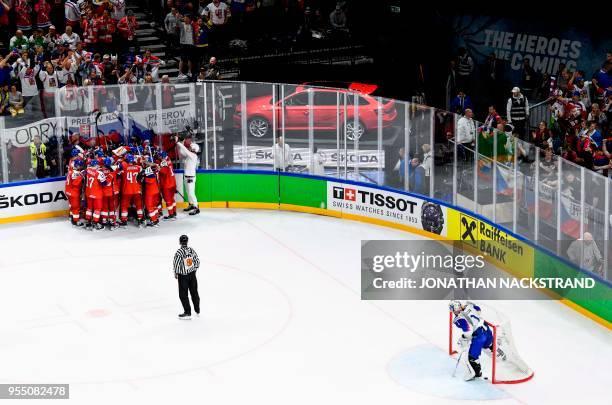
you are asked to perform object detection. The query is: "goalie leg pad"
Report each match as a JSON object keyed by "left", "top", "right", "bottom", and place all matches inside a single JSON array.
[{"left": 464, "top": 356, "right": 482, "bottom": 381}]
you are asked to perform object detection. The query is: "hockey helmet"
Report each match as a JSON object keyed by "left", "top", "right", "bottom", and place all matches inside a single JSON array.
[
  {"left": 449, "top": 300, "right": 463, "bottom": 314},
  {"left": 179, "top": 235, "right": 188, "bottom": 246}
]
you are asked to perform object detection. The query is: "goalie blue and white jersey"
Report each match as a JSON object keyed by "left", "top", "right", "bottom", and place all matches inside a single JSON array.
[{"left": 453, "top": 302, "right": 485, "bottom": 335}]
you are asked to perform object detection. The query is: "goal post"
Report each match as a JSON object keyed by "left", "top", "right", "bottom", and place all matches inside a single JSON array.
[{"left": 449, "top": 311, "right": 534, "bottom": 384}]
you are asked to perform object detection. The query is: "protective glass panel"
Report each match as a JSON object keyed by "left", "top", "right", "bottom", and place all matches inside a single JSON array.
[
  {"left": 237, "top": 82, "right": 277, "bottom": 172},
  {"left": 209, "top": 81, "right": 243, "bottom": 169},
  {"left": 536, "top": 148, "right": 560, "bottom": 253},
  {"left": 514, "top": 138, "right": 536, "bottom": 240},
  {"left": 404, "top": 103, "right": 431, "bottom": 195},
  {"left": 558, "top": 159, "right": 583, "bottom": 263},
  {"left": 311, "top": 88, "right": 344, "bottom": 179},
  {"left": 493, "top": 127, "right": 516, "bottom": 229},
  {"left": 582, "top": 169, "right": 606, "bottom": 278},
  {"left": 432, "top": 109, "right": 455, "bottom": 203},
  {"left": 380, "top": 100, "right": 407, "bottom": 189},
  {"left": 3, "top": 94, "right": 62, "bottom": 181},
  {"left": 454, "top": 112, "right": 477, "bottom": 212},
  {"left": 277, "top": 83, "right": 309, "bottom": 173},
  {"left": 474, "top": 119, "right": 495, "bottom": 219}
]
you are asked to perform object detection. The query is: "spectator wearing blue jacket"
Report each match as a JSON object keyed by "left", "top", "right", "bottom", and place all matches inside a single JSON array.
[{"left": 450, "top": 89, "right": 473, "bottom": 114}]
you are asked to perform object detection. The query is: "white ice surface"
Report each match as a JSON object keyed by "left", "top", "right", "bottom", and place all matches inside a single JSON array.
[{"left": 0, "top": 209, "right": 610, "bottom": 405}]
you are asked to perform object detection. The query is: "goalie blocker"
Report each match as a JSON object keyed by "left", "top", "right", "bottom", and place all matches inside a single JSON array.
[{"left": 449, "top": 302, "right": 534, "bottom": 384}]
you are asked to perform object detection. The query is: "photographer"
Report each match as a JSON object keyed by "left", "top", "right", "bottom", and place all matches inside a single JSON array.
[
  {"left": 30, "top": 135, "right": 48, "bottom": 179},
  {"left": 173, "top": 134, "right": 201, "bottom": 215}
]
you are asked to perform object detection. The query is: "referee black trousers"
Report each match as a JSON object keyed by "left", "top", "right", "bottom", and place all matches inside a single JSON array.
[{"left": 178, "top": 272, "right": 200, "bottom": 315}]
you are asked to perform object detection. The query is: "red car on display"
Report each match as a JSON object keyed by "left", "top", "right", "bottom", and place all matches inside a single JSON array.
[{"left": 234, "top": 82, "right": 397, "bottom": 140}]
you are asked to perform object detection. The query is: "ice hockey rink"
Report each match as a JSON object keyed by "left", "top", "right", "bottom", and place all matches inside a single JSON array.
[{"left": 0, "top": 209, "right": 610, "bottom": 405}]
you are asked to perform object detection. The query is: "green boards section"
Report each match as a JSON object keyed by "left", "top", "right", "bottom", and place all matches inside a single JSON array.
[
  {"left": 535, "top": 250, "right": 612, "bottom": 322},
  {"left": 279, "top": 175, "right": 327, "bottom": 208}
]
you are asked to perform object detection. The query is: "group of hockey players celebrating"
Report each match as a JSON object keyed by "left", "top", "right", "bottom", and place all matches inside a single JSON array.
[{"left": 64, "top": 137, "right": 197, "bottom": 231}]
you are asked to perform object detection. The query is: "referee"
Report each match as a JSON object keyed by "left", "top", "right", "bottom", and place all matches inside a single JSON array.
[{"left": 173, "top": 235, "right": 201, "bottom": 320}]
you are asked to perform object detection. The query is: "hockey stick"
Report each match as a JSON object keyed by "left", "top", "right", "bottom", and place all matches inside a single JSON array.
[{"left": 452, "top": 350, "right": 464, "bottom": 378}]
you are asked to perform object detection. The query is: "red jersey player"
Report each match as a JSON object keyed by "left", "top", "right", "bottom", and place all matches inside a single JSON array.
[
  {"left": 119, "top": 153, "right": 144, "bottom": 227},
  {"left": 101, "top": 157, "right": 119, "bottom": 229},
  {"left": 65, "top": 159, "right": 84, "bottom": 227},
  {"left": 157, "top": 151, "right": 177, "bottom": 220},
  {"left": 143, "top": 158, "right": 161, "bottom": 227},
  {"left": 85, "top": 159, "right": 107, "bottom": 230}
]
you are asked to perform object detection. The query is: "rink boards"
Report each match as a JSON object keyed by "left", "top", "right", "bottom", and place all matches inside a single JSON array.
[{"left": 0, "top": 170, "right": 610, "bottom": 326}]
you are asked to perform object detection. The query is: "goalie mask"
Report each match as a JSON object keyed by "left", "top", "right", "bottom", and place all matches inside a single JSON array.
[{"left": 449, "top": 300, "right": 463, "bottom": 314}]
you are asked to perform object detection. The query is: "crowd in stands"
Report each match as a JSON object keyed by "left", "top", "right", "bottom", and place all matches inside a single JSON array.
[{"left": 449, "top": 49, "right": 612, "bottom": 178}]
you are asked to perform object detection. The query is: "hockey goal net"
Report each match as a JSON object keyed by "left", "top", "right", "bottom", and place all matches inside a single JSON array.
[{"left": 448, "top": 311, "right": 534, "bottom": 384}]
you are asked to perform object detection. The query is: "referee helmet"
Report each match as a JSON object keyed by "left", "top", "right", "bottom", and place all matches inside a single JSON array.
[{"left": 179, "top": 235, "right": 188, "bottom": 246}]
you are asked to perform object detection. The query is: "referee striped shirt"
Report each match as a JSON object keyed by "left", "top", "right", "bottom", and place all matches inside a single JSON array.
[{"left": 173, "top": 246, "right": 200, "bottom": 275}]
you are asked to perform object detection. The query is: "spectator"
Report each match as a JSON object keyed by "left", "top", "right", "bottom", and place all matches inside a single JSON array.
[
  {"left": 539, "top": 148, "right": 557, "bottom": 185},
  {"left": 64, "top": 0, "right": 81, "bottom": 33},
  {"left": 408, "top": 157, "right": 427, "bottom": 195},
  {"left": 420, "top": 143, "right": 432, "bottom": 191},
  {"left": 16, "top": 64, "right": 40, "bottom": 110},
  {"left": 593, "top": 61, "right": 612, "bottom": 92},
  {"left": 456, "top": 108, "right": 476, "bottom": 162},
  {"left": 483, "top": 105, "right": 502, "bottom": 129},
  {"left": 534, "top": 72, "right": 552, "bottom": 101},
  {"left": 43, "top": 25, "right": 61, "bottom": 51},
  {"left": 15, "top": 0, "right": 33, "bottom": 34},
  {"left": 449, "top": 89, "right": 473, "bottom": 114},
  {"left": 194, "top": 16, "right": 212, "bottom": 66},
  {"left": 329, "top": 2, "right": 347, "bottom": 32},
  {"left": 110, "top": 0, "right": 126, "bottom": 21},
  {"left": 165, "top": 7, "right": 181, "bottom": 50},
  {"left": 142, "top": 49, "right": 166, "bottom": 83},
  {"left": 204, "top": 56, "right": 219, "bottom": 80},
  {"left": 520, "top": 58, "right": 537, "bottom": 98},
  {"left": 586, "top": 121, "right": 603, "bottom": 149},
  {"left": 592, "top": 147, "right": 610, "bottom": 177},
  {"left": 483, "top": 52, "right": 503, "bottom": 105},
  {"left": 0, "top": 1, "right": 9, "bottom": 48},
  {"left": 456, "top": 47, "right": 473, "bottom": 92},
  {"left": 445, "top": 60, "right": 457, "bottom": 111},
  {"left": 532, "top": 121, "right": 551, "bottom": 150},
  {"left": 28, "top": 28, "right": 45, "bottom": 50},
  {"left": 178, "top": 14, "right": 196, "bottom": 77},
  {"left": 61, "top": 25, "right": 80, "bottom": 50},
  {"left": 0, "top": 83, "right": 9, "bottom": 115},
  {"left": 30, "top": 135, "right": 48, "bottom": 178},
  {"left": 35, "top": 0, "right": 52, "bottom": 30},
  {"left": 588, "top": 103, "right": 608, "bottom": 130},
  {"left": 117, "top": 9, "right": 139, "bottom": 55},
  {"left": 567, "top": 232, "right": 603, "bottom": 276},
  {"left": 8, "top": 84, "right": 25, "bottom": 117},
  {"left": 506, "top": 87, "right": 529, "bottom": 141},
  {"left": 202, "top": 0, "right": 231, "bottom": 54},
  {"left": 10, "top": 30, "right": 30, "bottom": 51},
  {"left": 0, "top": 53, "right": 13, "bottom": 89}
]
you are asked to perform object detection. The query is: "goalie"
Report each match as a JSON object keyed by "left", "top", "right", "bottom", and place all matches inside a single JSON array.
[{"left": 450, "top": 300, "right": 494, "bottom": 381}]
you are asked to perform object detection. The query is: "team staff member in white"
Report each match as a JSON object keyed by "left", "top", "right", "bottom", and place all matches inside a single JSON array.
[
  {"left": 273, "top": 136, "right": 293, "bottom": 171},
  {"left": 456, "top": 108, "right": 476, "bottom": 162},
  {"left": 174, "top": 136, "right": 201, "bottom": 215},
  {"left": 173, "top": 235, "right": 201, "bottom": 320}
]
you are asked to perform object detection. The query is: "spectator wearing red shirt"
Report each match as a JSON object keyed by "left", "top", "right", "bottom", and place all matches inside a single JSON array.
[
  {"left": 117, "top": 9, "right": 139, "bottom": 55},
  {"left": 15, "top": 0, "right": 33, "bottom": 33},
  {"left": 35, "top": 0, "right": 52, "bottom": 29}
]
